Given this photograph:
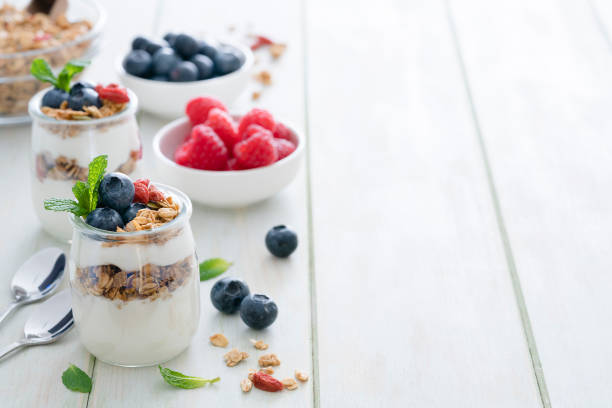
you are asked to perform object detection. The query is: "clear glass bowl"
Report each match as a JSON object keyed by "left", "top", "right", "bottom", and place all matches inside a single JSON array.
[
  {"left": 68, "top": 184, "right": 200, "bottom": 367},
  {"left": 28, "top": 88, "right": 142, "bottom": 241},
  {"left": 0, "top": 0, "right": 105, "bottom": 124}
]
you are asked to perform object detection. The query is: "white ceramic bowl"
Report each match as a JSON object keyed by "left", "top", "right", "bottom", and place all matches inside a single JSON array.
[
  {"left": 116, "top": 41, "right": 254, "bottom": 118},
  {"left": 153, "top": 117, "right": 304, "bottom": 207}
]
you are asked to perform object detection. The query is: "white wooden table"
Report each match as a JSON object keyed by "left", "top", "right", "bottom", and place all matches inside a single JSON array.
[{"left": 2, "top": 0, "right": 612, "bottom": 406}]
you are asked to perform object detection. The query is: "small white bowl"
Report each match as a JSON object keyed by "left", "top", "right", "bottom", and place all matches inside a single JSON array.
[
  {"left": 153, "top": 117, "right": 304, "bottom": 208},
  {"left": 117, "top": 41, "right": 254, "bottom": 118}
]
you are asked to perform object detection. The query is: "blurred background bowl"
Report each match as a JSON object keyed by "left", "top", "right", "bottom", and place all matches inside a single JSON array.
[
  {"left": 116, "top": 40, "right": 254, "bottom": 118},
  {"left": 153, "top": 116, "right": 303, "bottom": 208}
]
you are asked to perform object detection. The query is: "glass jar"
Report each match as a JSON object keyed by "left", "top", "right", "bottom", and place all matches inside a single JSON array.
[
  {"left": 28, "top": 88, "right": 142, "bottom": 241},
  {"left": 68, "top": 184, "right": 200, "bottom": 367}
]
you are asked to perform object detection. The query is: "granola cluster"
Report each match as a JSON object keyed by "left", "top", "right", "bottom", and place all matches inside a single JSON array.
[
  {"left": 118, "top": 197, "right": 180, "bottom": 232},
  {"left": 74, "top": 255, "right": 194, "bottom": 302},
  {"left": 41, "top": 99, "right": 127, "bottom": 120}
]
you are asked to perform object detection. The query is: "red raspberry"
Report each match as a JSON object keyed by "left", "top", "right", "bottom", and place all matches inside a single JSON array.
[
  {"left": 96, "top": 83, "right": 130, "bottom": 103},
  {"left": 273, "top": 139, "right": 296, "bottom": 161},
  {"left": 227, "top": 158, "right": 244, "bottom": 171},
  {"left": 174, "top": 142, "right": 194, "bottom": 166},
  {"left": 205, "top": 108, "right": 240, "bottom": 151},
  {"left": 243, "top": 124, "right": 273, "bottom": 140},
  {"left": 252, "top": 372, "right": 283, "bottom": 392},
  {"left": 185, "top": 97, "right": 227, "bottom": 126},
  {"left": 233, "top": 130, "right": 278, "bottom": 169},
  {"left": 273, "top": 122, "right": 293, "bottom": 142},
  {"left": 182, "top": 125, "right": 228, "bottom": 170},
  {"left": 148, "top": 183, "right": 165, "bottom": 201},
  {"left": 133, "top": 182, "right": 149, "bottom": 203},
  {"left": 238, "top": 108, "right": 275, "bottom": 137}
]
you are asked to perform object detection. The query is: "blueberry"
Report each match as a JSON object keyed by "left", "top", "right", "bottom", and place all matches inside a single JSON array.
[
  {"left": 132, "top": 36, "right": 150, "bottom": 50},
  {"left": 213, "top": 51, "right": 242, "bottom": 75},
  {"left": 163, "top": 33, "right": 177, "bottom": 47},
  {"left": 123, "top": 49, "right": 152, "bottom": 77},
  {"left": 145, "top": 41, "right": 164, "bottom": 55},
  {"left": 197, "top": 40, "right": 218, "bottom": 60},
  {"left": 152, "top": 47, "right": 181, "bottom": 76},
  {"left": 41, "top": 88, "right": 69, "bottom": 108},
  {"left": 210, "top": 277, "right": 250, "bottom": 314},
  {"left": 173, "top": 34, "right": 199, "bottom": 59},
  {"left": 68, "top": 88, "right": 101, "bottom": 111},
  {"left": 219, "top": 44, "right": 245, "bottom": 64},
  {"left": 121, "top": 202, "right": 147, "bottom": 224},
  {"left": 86, "top": 208, "right": 124, "bottom": 231},
  {"left": 240, "top": 294, "right": 278, "bottom": 330},
  {"left": 69, "top": 81, "right": 96, "bottom": 96},
  {"left": 169, "top": 61, "right": 198, "bottom": 82},
  {"left": 151, "top": 75, "right": 169, "bottom": 81},
  {"left": 265, "top": 225, "right": 298, "bottom": 258},
  {"left": 190, "top": 54, "right": 214, "bottom": 80},
  {"left": 98, "top": 172, "right": 135, "bottom": 213}
]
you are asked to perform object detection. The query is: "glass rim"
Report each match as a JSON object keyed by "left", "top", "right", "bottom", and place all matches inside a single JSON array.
[{"left": 69, "top": 183, "right": 192, "bottom": 238}]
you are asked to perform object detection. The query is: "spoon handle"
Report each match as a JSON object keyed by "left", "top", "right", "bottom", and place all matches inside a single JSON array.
[
  {"left": 0, "top": 302, "right": 21, "bottom": 327},
  {"left": 0, "top": 340, "right": 27, "bottom": 360}
]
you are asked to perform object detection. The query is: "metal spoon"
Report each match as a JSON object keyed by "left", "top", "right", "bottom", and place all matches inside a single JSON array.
[
  {"left": 0, "top": 248, "right": 66, "bottom": 327},
  {"left": 0, "top": 289, "right": 73, "bottom": 360}
]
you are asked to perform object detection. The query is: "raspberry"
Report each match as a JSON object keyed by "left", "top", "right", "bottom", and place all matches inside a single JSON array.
[
  {"left": 238, "top": 108, "right": 275, "bottom": 137},
  {"left": 252, "top": 372, "right": 283, "bottom": 392},
  {"left": 174, "top": 142, "right": 193, "bottom": 166},
  {"left": 273, "top": 122, "right": 293, "bottom": 141},
  {"left": 148, "top": 183, "right": 166, "bottom": 202},
  {"left": 186, "top": 97, "right": 227, "bottom": 125},
  {"left": 233, "top": 130, "right": 278, "bottom": 169},
  {"left": 244, "top": 124, "right": 273, "bottom": 140},
  {"left": 133, "top": 182, "right": 149, "bottom": 203},
  {"left": 205, "top": 108, "right": 241, "bottom": 151},
  {"left": 96, "top": 83, "right": 130, "bottom": 103},
  {"left": 181, "top": 125, "right": 228, "bottom": 170},
  {"left": 273, "top": 139, "right": 296, "bottom": 160}
]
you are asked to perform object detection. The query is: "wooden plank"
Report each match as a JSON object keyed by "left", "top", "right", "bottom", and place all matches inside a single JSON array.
[
  {"left": 87, "top": 0, "right": 313, "bottom": 407},
  {"left": 306, "top": 0, "right": 542, "bottom": 406},
  {"left": 447, "top": 0, "right": 612, "bottom": 405}
]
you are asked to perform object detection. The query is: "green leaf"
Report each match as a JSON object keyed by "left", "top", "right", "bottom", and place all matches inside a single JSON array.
[
  {"left": 30, "top": 58, "right": 58, "bottom": 88},
  {"left": 61, "top": 363, "right": 92, "bottom": 393},
  {"left": 72, "top": 181, "right": 90, "bottom": 213},
  {"left": 44, "top": 198, "right": 87, "bottom": 216},
  {"left": 57, "top": 60, "right": 90, "bottom": 92},
  {"left": 158, "top": 366, "right": 220, "bottom": 389},
  {"left": 199, "top": 258, "right": 232, "bottom": 281},
  {"left": 86, "top": 155, "right": 108, "bottom": 212}
]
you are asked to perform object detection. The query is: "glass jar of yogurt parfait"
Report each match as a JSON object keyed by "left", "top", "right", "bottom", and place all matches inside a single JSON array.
[
  {"left": 29, "top": 87, "right": 141, "bottom": 241},
  {"left": 68, "top": 184, "right": 200, "bottom": 367}
]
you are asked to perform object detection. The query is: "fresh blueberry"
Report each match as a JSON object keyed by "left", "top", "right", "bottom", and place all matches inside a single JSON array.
[
  {"left": 152, "top": 47, "right": 181, "bottom": 76},
  {"left": 239, "top": 294, "right": 278, "bottom": 330},
  {"left": 98, "top": 172, "right": 135, "bottom": 213},
  {"left": 69, "top": 81, "right": 96, "bottom": 96},
  {"left": 132, "top": 36, "right": 150, "bottom": 50},
  {"left": 173, "top": 34, "right": 199, "bottom": 59},
  {"left": 68, "top": 88, "right": 101, "bottom": 111},
  {"left": 219, "top": 44, "right": 245, "bottom": 64},
  {"left": 213, "top": 51, "right": 242, "bottom": 75},
  {"left": 210, "top": 277, "right": 250, "bottom": 314},
  {"left": 41, "top": 88, "right": 69, "bottom": 108},
  {"left": 123, "top": 49, "right": 152, "bottom": 77},
  {"left": 190, "top": 54, "right": 214, "bottom": 80},
  {"left": 121, "top": 202, "right": 147, "bottom": 224},
  {"left": 197, "top": 40, "right": 218, "bottom": 60},
  {"left": 151, "top": 75, "right": 169, "bottom": 81},
  {"left": 86, "top": 208, "right": 124, "bottom": 231},
  {"left": 265, "top": 225, "right": 298, "bottom": 258},
  {"left": 169, "top": 61, "right": 198, "bottom": 82},
  {"left": 163, "top": 33, "right": 177, "bottom": 47},
  {"left": 145, "top": 41, "right": 163, "bottom": 55}
]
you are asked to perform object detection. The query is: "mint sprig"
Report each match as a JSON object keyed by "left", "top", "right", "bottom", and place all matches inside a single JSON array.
[
  {"left": 30, "top": 58, "right": 90, "bottom": 92},
  {"left": 159, "top": 366, "right": 220, "bottom": 389},
  {"left": 44, "top": 155, "right": 108, "bottom": 217},
  {"left": 62, "top": 363, "right": 92, "bottom": 393},
  {"left": 199, "top": 258, "right": 232, "bottom": 281}
]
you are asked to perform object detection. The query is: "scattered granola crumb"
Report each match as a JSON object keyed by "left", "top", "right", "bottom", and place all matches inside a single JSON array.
[
  {"left": 248, "top": 369, "right": 256, "bottom": 381},
  {"left": 258, "top": 353, "right": 280, "bottom": 367},
  {"left": 254, "top": 70, "right": 272, "bottom": 86},
  {"left": 259, "top": 367, "right": 274, "bottom": 375},
  {"left": 224, "top": 348, "right": 249, "bottom": 367},
  {"left": 210, "top": 333, "right": 228, "bottom": 348},
  {"left": 270, "top": 43, "right": 287, "bottom": 59},
  {"left": 282, "top": 378, "right": 298, "bottom": 390},
  {"left": 252, "top": 91, "right": 261, "bottom": 100},
  {"left": 295, "top": 370, "right": 309, "bottom": 382},
  {"left": 241, "top": 378, "right": 253, "bottom": 392},
  {"left": 250, "top": 339, "right": 268, "bottom": 350}
]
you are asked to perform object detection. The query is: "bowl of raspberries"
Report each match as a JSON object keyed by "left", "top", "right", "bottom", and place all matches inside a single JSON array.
[{"left": 153, "top": 96, "right": 303, "bottom": 207}]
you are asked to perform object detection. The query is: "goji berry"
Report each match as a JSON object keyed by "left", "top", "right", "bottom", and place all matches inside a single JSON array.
[
  {"left": 252, "top": 372, "right": 283, "bottom": 392},
  {"left": 96, "top": 83, "right": 130, "bottom": 103},
  {"left": 250, "top": 35, "right": 274, "bottom": 50}
]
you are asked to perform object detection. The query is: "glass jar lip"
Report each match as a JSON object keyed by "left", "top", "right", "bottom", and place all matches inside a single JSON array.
[
  {"left": 69, "top": 183, "right": 192, "bottom": 238},
  {"left": 28, "top": 87, "right": 138, "bottom": 126}
]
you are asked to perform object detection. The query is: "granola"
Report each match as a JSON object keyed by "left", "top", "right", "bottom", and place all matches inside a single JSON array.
[
  {"left": 41, "top": 99, "right": 127, "bottom": 120},
  {"left": 282, "top": 378, "right": 298, "bottom": 390},
  {"left": 259, "top": 367, "right": 274, "bottom": 375},
  {"left": 224, "top": 348, "right": 249, "bottom": 367},
  {"left": 241, "top": 378, "right": 253, "bottom": 392},
  {"left": 35, "top": 150, "right": 140, "bottom": 182},
  {"left": 258, "top": 353, "right": 281, "bottom": 367},
  {"left": 210, "top": 333, "right": 229, "bottom": 348},
  {"left": 250, "top": 339, "right": 268, "bottom": 350},
  {"left": 295, "top": 370, "right": 309, "bottom": 382},
  {"left": 119, "top": 198, "right": 180, "bottom": 232}
]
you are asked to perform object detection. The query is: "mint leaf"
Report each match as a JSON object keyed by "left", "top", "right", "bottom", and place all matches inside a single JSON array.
[
  {"left": 86, "top": 155, "right": 107, "bottom": 212},
  {"left": 57, "top": 60, "right": 90, "bottom": 92},
  {"left": 61, "top": 363, "right": 92, "bottom": 393},
  {"left": 44, "top": 198, "right": 87, "bottom": 216},
  {"left": 30, "top": 58, "right": 58, "bottom": 88},
  {"left": 72, "top": 181, "right": 90, "bottom": 213},
  {"left": 159, "top": 366, "right": 220, "bottom": 389},
  {"left": 199, "top": 258, "right": 232, "bottom": 281}
]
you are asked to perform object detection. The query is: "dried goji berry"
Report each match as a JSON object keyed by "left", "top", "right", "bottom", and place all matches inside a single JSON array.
[
  {"left": 252, "top": 372, "right": 283, "bottom": 392},
  {"left": 96, "top": 83, "right": 130, "bottom": 103},
  {"left": 250, "top": 35, "right": 274, "bottom": 50},
  {"left": 148, "top": 183, "right": 165, "bottom": 202}
]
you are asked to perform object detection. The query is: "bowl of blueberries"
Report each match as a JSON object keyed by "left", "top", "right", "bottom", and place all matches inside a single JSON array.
[{"left": 117, "top": 33, "right": 254, "bottom": 118}]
